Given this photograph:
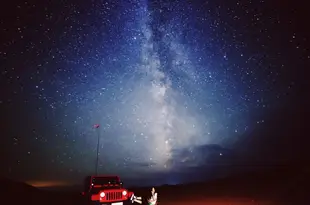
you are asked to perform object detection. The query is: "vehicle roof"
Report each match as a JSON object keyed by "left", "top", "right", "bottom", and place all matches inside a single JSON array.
[{"left": 90, "top": 175, "right": 120, "bottom": 178}]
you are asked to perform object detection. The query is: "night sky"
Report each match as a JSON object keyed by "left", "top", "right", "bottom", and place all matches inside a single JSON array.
[{"left": 1, "top": 0, "right": 308, "bottom": 188}]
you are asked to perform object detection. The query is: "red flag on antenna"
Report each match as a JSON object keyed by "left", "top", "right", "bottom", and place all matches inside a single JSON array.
[{"left": 93, "top": 124, "right": 100, "bottom": 128}]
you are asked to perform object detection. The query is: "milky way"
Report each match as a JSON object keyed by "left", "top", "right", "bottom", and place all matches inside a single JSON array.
[
  {"left": 112, "top": 13, "right": 207, "bottom": 172},
  {"left": 70, "top": 1, "right": 278, "bottom": 176},
  {"left": 74, "top": 2, "right": 214, "bottom": 175},
  {"left": 1, "top": 0, "right": 305, "bottom": 185}
]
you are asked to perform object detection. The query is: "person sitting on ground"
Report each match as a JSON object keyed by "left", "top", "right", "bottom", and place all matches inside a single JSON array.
[{"left": 147, "top": 187, "right": 158, "bottom": 205}]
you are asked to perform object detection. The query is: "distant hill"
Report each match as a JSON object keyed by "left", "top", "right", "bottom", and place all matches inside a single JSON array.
[
  {"left": 0, "top": 178, "right": 38, "bottom": 192},
  {"left": 0, "top": 178, "right": 79, "bottom": 205},
  {"left": 0, "top": 178, "right": 43, "bottom": 204}
]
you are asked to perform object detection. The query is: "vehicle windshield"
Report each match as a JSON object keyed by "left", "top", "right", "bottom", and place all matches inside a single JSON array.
[{"left": 92, "top": 176, "right": 119, "bottom": 185}]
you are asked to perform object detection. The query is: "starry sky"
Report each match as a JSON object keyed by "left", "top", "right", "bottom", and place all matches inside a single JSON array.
[{"left": 1, "top": 0, "right": 308, "bottom": 188}]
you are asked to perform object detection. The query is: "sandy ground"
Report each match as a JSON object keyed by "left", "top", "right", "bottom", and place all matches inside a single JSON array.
[
  {"left": 149, "top": 195, "right": 280, "bottom": 205},
  {"left": 129, "top": 193, "right": 282, "bottom": 205},
  {"left": 157, "top": 198, "right": 277, "bottom": 205}
]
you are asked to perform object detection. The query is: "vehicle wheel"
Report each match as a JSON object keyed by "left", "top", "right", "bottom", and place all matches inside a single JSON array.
[{"left": 87, "top": 201, "right": 100, "bottom": 205}]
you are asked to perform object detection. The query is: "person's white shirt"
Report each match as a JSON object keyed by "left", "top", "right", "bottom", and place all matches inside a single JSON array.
[{"left": 149, "top": 192, "right": 157, "bottom": 205}]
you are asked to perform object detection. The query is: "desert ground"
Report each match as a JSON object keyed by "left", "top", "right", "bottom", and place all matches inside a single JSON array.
[
  {"left": 1, "top": 184, "right": 307, "bottom": 205},
  {"left": 128, "top": 186, "right": 298, "bottom": 205},
  {"left": 151, "top": 197, "right": 275, "bottom": 205}
]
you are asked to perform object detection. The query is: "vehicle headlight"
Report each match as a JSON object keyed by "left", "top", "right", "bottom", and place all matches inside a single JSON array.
[
  {"left": 100, "top": 192, "right": 105, "bottom": 198},
  {"left": 122, "top": 190, "right": 127, "bottom": 196}
]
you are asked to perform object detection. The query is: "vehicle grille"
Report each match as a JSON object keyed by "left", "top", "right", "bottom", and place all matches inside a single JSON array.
[{"left": 106, "top": 192, "right": 122, "bottom": 200}]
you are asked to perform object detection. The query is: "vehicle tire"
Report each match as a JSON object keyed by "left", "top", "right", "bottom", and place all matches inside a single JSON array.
[
  {"left": 120, "top": 200, "right": 129, "bottom": 205},
  {"left": 87, "top": 201, "right": 100, "bottom": 205}
]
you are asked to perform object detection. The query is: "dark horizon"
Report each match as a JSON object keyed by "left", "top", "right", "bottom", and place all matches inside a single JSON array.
[{"left": 5, "top": 159, "right": 310, "bottom": 192}]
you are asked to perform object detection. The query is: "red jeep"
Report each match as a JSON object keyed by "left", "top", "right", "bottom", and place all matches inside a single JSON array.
[{"left": 82, "top": 175, "right": 133, "bottom": 205}]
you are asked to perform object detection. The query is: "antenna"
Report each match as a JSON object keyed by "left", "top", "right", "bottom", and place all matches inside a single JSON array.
[{"left": 93, "top": 124, "right": 100, "bottom": 176}]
